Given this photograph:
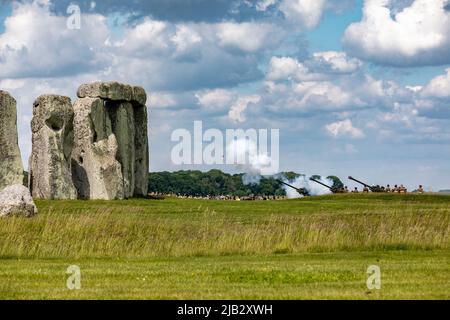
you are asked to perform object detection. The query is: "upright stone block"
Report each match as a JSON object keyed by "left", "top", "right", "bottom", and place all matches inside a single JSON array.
[
  {"left": 107, "top": 101, "right": 135, "bottom": 198},
  {"left": 71, "top": 97, "right": 124, "bottom": 200},
  {"left": 29, "top": 95, "right": 77, "bottom": 199},
  {"left": 72, "top": 82, "right": 149, "bottom": 199},
  {"left": 133, "top": 104, "right": 149, "bottom": 196},
  {"left": 0, "top": 91, "right": 24, "bottom": 191}
]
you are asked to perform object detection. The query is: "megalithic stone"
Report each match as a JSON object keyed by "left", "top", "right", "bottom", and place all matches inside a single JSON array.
[
  {"left": 29, "top": 95, "right": 77, "bottom": 200},
  {"left": 71, "top": 97, "right": 124, "bottom": 200},
  {"left": 0, "top": 90, "right": 24, "bottom": 191},
  {"left": 107, "top": 101, "right": 135, "bottom": 198},
  {"left": 133, "top": 101, "right": 149, "bottom": 197},
  {"left": 74, "top": 82, "right": 149, "bottom": 199}
]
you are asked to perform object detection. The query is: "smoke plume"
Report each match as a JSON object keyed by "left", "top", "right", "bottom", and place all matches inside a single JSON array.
[
  {"left": 227, "top": 138, "right": 275, "bottom": 185},
  {"left": 282, "top": 176, "right": 333, "bottom": 198}
]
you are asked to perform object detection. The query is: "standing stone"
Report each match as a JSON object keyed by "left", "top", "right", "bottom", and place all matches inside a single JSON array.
[
  {"left": 71, "top": 97, "right": 124, "bottom": 200},
  {"left": 107, "top": 101, "right": 135, "bottom": 198},
  {"left": 72, "top": 82, "right": 148, "bottom": 200},
  {"left": 134, "top": 104, "right": 149, "bottom": 196},
  {"left": 0, "top": 91, "right": 24, "bottom": 191},
  {"left": 29, "top": 95, "right": 77, "bottom": 199}
]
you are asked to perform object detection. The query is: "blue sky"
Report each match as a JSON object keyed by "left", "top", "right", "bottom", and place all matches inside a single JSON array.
[{"left": 1, "top": 0, "right": 450, "bottom": 190}]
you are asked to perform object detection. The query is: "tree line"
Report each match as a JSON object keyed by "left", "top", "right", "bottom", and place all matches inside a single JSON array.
[{"left": 148, "top": 170, "right": 344, "bottom": 197}]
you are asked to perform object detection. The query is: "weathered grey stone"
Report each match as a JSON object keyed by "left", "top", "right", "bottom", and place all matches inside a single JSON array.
[
  {"left": 107, "top": 101, "right": 136, "bottom": 198},
  {"left": 0, "top": 91, "right": 24, "bottom": 191},
  {"left": 132, "top": 86, "right": 147, "bottom": 106},
  {"left": 29, "top": 95, "right": 77, "bottom": 200},
  {"left": 77, "top": 81, "right": 146, "bottom": 105},
  {"left": 71, "top": 97, "right": 124, "bottom": 200},
  {"left": 72, "top": 82, "right": 149, "bottom": 199},
  {"left": 0, "top": 184, "right": 37, "bottom": 218},
  {"left": 133, "top": 104, "right": 149, "bottom": 196}
]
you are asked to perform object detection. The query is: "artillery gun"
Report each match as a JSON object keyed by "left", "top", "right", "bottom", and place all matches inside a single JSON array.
[
  {"left": 348, "top": 176, "right": 384, "bottom": 193},
  {"left": 277, "top": 179, "right": 310, "bottom": 197},
  {"left": 309, "top": 177, "right": 346, "bottom": 193}
]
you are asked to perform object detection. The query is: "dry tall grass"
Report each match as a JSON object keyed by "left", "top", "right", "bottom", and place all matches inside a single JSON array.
[{"left": 0, "top": 196, "right": 448, "bottom": 259}]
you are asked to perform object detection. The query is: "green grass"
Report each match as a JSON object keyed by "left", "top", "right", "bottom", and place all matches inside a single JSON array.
[{"left": 0, "top": 193, "right": 449, "bottom": 299}]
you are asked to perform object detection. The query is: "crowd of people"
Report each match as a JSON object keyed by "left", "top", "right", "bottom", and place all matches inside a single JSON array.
[
  {"left": 149, "top": 184, "right": 426, "bottom": 200},
  {"left": 149, "top": 192, "right": 287, "bottom": 201},
  {"left": 347, "top": 184, "right": 425, "bottom": 193}
]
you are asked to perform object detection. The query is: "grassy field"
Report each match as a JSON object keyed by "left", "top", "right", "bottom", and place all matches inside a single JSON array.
[{"left": 0, "top": 193, "right": 449, "bottom": 299}]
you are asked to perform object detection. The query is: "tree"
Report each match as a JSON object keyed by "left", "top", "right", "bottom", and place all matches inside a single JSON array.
[{"left": 327, "top": 175, "right": 344, "bottom": 190}]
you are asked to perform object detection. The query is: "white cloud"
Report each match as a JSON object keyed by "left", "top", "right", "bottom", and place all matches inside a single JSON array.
[
  {"left": 422, "top": 68, "right": 450, "bottom": 98},
  {"left": 293, "top": 81, "right": 358, "bottom": 109},
  {"left": 0, "top": 1, "right": 110, "bottom": 78},
  {"left": 325, "top": 119, "right": 365, "bottom": 138},
  {"left": 112, "top": 18, "right": 171, "bottom": 56},
  {"left": 171, "top": 24, "right": 202, "bottom": 60},
  {"left": 256, "top": 0, "right": 277, "bottom": 11},
  {"left": 195, "top": 89, "right": 235, "bottom": 110},
  {"left": 311, "top": 51, "right": 362, "bottom": 73},
  {"left": 266, "top": 56, "right": 322, "bottom": 82},
  {"left": 267, "top": 52, "right": 361, "bottom": 84},
  {"left": 279, "top": 0, "right": 326, "bottom": 29},
  {"left": 216, "top": 22, "right": 282, "bottom": 52},
  {"left": 343, "top": 0, "right": 450, "bottom": 66},
  {"left": 264, "top": 56, "right": 369, "bottom": 113},
  {"left": 149, "top": 92, "right": 178, "bottom": 109},
  {"left": 228, "top": 95, "right": 261, "bottom": 123}
]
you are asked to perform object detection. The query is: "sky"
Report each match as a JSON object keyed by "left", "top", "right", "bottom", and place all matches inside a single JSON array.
[{"left": 0, "top": 0, "right": 450, "bottom": 191}]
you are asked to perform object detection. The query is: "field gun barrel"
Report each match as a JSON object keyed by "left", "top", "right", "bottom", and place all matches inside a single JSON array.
[
  {"left": 277, "top": 179, "right": 310, "bottom": 197},
  {"left": 348, "top": 176, "right": 384, "bottom": 193},
  {"left": 348, "top": 176, "right": 371, "bottom": 188},
  {"left": 309, "top": 178, "right": 332, "bottom": 190},
  {"left": 309, "top": 177, "right": 345, "bottom": 193}
]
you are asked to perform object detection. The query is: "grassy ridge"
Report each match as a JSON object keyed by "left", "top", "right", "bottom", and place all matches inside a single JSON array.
[{"left": 0, "top": 194, "right": 449, "bottom": 259}]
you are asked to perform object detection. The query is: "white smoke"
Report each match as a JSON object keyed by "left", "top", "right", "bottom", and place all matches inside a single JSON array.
[
  {"left": 227, "top": 138, "right": 275, "bottom": 185},
  {"left": 282, "top": 176, "right": 334, "bottom": 198},
  {"left": 226, "top": 137, "right": 335, "bottom": 196}
]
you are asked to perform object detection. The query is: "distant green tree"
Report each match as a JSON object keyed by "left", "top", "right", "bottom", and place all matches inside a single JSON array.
[
  {"left": 283, "top": 171, "right": 301, "bottom": 182},
  {"left": 327, "top": 176, "right": 344, "bottom": 190},
  {"left": 148, "top": 170, "right": 343, "bottom": 197}
]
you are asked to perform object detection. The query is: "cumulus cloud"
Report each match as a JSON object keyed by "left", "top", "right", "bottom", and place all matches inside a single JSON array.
[
  {"left": 1, "top": 0, "right": 449, "bottom": 183},
  {"left": 343, "top": 0, "right": 450, "bottom": 66},
  {"left": 266, "top": 56, "right": 321, "bottom": 82},
  {"left": 421, "top": 68, "right": 450, "bottom": 98},
  {"left": 325, "top": 119, "right": 365, "bottom": 138},
  {"left": 0, "top": 1, "right": 110, "bottom": 78},
  {"left": 280, "top": 0, "right": 327, "bottom": 29},
  {"left": 310, "top": 51, "right": 362, "bottom": 73},
  {"left": 148, "top": 92, "right": 178, "bottom": 109},
  {"left": 171, "top": 24, "right": 202, "bottom": 60},
  {"left": 263, "top": 55, "right": 372, "bottom": 114},
  {"left": 228, "top": 95, "right": 261, "bottom": 123},
  {"left": 267, "top": 52, "right": 362, "bottom": 84},
  {"left": 256, "top": 0, "right": 277, "bottom": 11},
  {"left": 216, "top": 22, "right": 283, "bottom": 53},
  {"left": 195, "top": 89, "right": 235, "bottom": 111}
]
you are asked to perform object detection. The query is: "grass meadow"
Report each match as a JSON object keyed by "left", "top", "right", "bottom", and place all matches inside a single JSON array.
[{"left": 0, "top": 193, "right": 449, "bottom": 299}]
